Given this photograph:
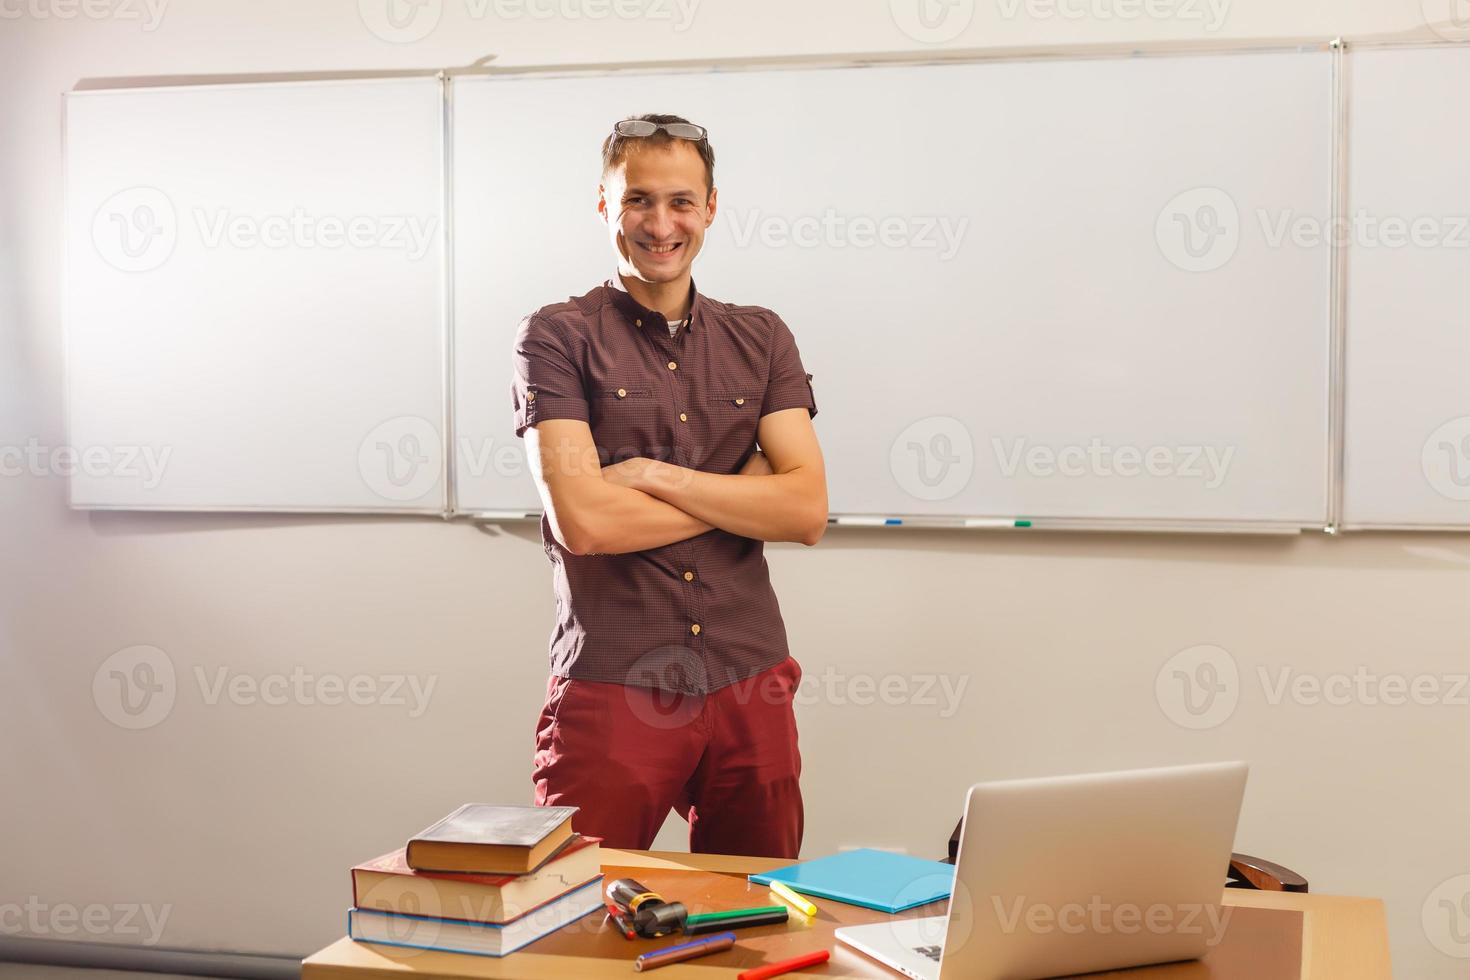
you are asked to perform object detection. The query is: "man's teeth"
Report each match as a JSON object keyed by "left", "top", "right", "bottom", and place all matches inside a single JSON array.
[{"left": 643, "top": 242, "right": 679, "bottom": 254}]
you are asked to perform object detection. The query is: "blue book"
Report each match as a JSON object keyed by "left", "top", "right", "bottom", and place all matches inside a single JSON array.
[{"left": 749, "top": 848, "right": 955, "bottom": 914}]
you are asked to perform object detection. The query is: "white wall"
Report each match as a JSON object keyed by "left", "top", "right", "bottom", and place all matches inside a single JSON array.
[{"left": 3, "top": 1, "right": 1467, "bottom": 976}]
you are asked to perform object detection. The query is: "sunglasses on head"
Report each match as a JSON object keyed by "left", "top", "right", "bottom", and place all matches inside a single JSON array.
[{"left": 612, "top": 119, "right": 708, "bottom": 142}]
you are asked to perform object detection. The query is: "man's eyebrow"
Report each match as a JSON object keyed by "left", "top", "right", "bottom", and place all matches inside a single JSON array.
[{"left": 623, "top": 186, "right": 701, "bottom": 198}]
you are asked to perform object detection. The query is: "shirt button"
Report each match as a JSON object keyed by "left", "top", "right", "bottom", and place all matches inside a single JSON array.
[
  {"left": 734, "top": 398, "right": 745, "bottom": 406},
  {"left": 527, "top": 391, "right": 536, "bottom": 401},
  {"left": 683, "top": 571, "right": 694, "bottom": 582},
  {"left": 690, "top": 623, "right": 701, "bottom": 636},
  {"left": 679, "top": 412, "right": 688, "bottom": 423},
  {"left": 635, "top": 318, "right": 643, "bottom": 327},
  {"left": 667, "top": 360, "right": 678, "bottom": 371},
  {"left": 617, "top": 388, "right": 626, "bottom": 398}
]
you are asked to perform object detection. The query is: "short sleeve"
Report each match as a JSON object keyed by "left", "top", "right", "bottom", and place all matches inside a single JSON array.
[
  {"left": 760, "top": 314, "right": 818, "bottom": 420},
  {"left": 511, "top": 314, "right": 589, "bottom": 438}
]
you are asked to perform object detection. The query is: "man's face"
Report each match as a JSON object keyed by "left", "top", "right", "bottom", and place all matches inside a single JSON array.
[{"left": 599, "top": 140, "right": 717, "bottom": 286}]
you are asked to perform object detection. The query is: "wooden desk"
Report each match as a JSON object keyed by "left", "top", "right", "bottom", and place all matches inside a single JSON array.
[{"left": 302, "top": 849, "right": 1390, "bottom": 979}]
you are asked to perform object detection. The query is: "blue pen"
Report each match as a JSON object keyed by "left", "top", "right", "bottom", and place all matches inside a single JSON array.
[{"left": 633, "top": 931, "right": 738, "bottom": 971}]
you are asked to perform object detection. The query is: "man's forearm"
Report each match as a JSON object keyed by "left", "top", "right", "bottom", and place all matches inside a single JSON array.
[
  {"left": 639, "top": 463, "right": 825, "bottom": 545},
  {"left": 575, "top": 480, "right": 714, "bottom": 555}
]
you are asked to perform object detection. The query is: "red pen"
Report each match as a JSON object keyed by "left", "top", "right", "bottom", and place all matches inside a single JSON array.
[
  {"left": 604, "top": 905, "right": 637, "bottom": 940},
  {"left": 737, "top": 947, "right": 831, "bottom": 980}
]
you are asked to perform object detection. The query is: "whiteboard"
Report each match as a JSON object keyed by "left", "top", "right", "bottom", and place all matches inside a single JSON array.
[
  {"left": 65, "top": 78, "right": 448, "bottom": 512},
  {"left": 1342, "top": 46, "right": 1470, "bottom": 529},
  {"left": 451, "top": 51, "right": 1332, "bottom": 525}
]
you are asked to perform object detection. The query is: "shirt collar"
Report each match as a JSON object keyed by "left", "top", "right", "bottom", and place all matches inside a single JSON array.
[{"left": 606, "top": 271, "right": 702, "bottom": 336}]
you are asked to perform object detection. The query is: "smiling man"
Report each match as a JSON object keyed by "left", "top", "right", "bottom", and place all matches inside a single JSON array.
[{"left": 510, "top": 114, "right": 826, "bottom": 858}]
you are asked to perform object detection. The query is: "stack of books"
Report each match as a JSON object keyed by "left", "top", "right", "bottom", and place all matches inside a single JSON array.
[{"left": 347, "top": 803, "right": 604, "bottom": 958}]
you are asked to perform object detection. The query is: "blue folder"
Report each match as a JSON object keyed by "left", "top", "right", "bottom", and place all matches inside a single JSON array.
[{"left": 749, "top": 848, "right": 956, "bottom": 914}]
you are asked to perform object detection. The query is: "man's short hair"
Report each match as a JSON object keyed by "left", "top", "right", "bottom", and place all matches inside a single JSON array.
[{"left": 601, "top": 113, "right": 716, "bottom": 193}]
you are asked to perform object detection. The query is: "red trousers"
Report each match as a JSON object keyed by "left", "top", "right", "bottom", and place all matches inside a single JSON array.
[{"left": 532, "top": 656, "right": 804, "bottom": 859}]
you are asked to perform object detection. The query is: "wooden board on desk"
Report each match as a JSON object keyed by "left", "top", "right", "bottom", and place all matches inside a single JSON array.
[{"left": 302, "top": 849, "right": 1390, "bottom": 980}]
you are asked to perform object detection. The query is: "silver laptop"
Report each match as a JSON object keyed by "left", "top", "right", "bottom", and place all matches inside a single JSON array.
[{"left": 836, "top": 761, "right": 1248, "bottom": 980}]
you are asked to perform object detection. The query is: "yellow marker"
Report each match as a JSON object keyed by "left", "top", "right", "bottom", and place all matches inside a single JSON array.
[{"left": 768, "top": 880, "right": 817, "bottom": 917}]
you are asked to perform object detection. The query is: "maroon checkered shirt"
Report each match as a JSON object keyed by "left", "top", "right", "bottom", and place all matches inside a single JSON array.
[{"left": 511, "top": 279, "right": 817, "bottom": 693}]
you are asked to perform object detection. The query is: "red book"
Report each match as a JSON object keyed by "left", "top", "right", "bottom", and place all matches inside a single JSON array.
[{"left": 353, "top": 835, "right": 601, "bottom": 925}]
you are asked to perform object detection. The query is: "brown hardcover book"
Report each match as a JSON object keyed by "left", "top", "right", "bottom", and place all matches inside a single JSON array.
[
  {"left": 353, "top": 835, "right": 602, "bottom": 924},
  {"left": 405, "top": 804, "right": 578, "bottom": 875}
]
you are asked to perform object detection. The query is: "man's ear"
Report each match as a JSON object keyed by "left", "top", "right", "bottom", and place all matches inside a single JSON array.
[
  {"left": 705, "top": 185, "right": 718, "bottom": 227},
  {"left": 597, "top": 184, "right": 608, "bottom": 225}
]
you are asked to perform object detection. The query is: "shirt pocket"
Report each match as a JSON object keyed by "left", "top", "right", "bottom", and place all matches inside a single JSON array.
[{"left": 590, "top": 385, "right": 659, "bottom": 463}]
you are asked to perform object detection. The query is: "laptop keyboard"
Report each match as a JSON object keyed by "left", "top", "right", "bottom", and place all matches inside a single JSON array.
[{"left": 913, "top": 945, "right": 943, "bottom": 962}]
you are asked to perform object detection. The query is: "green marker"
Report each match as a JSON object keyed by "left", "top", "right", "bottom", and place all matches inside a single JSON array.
[{"left": 684, "top": 905, "right": 788, "bottom": 925}]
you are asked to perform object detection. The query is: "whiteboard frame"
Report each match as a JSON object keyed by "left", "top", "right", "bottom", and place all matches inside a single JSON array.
[
  {"left": 61, "top": 75, "right": 454, "bottom": 517},
  {"left": 1333, "top": 38, "right": 1470, "bottom": 532},
  {"left": 66, "top": 37, "right": 1405, "bottom": 532}
]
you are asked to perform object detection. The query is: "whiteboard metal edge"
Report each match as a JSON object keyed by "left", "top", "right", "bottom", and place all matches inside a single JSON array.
[
  {"left": 69, "top": 503, "right": 450, "bottom": 516},
  {"left": 439, "top": 71, "right": 456, "bottom": 519},
  {"left": 1325, "top": 38, "right": 1348, "bottom": 533},
  {"left": 459, "top": 512, "right": 1307, "bottom": 534},
  {"left": 65, "top": 39, "right": 1340, "bottom": 101}
]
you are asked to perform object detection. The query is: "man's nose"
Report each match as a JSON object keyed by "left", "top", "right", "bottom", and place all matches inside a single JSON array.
[{"left": 644, "top": 205, "right": 677, "bottom": 239}]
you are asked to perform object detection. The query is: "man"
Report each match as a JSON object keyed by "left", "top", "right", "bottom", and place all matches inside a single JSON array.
[{"left": 510, "top": 113, "right": 826, "bottom": 859}]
